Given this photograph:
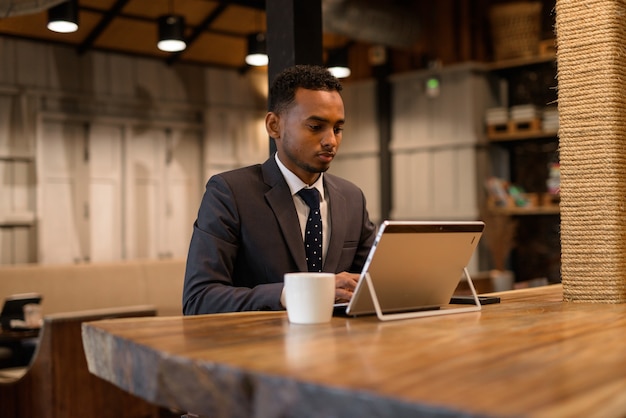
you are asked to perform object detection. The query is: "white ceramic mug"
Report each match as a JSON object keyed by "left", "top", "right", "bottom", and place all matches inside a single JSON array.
[{"left": 284, "top": 272, "right": 335, "bottom": 324}]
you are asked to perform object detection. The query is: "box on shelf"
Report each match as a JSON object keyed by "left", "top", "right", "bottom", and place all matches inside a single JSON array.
[
  {"left": 543, "top": 107, "right": 559, "bottom": 131},
  {"left": 485, "top": 107, "right": 510, "bottom": 135},
  {"left": 510, "top": 104, "right": 539, "bottom": 121},
  {"left": 509, "top": 118, "right": 542, "bottom": 133},
  {"left": 487, "top": 118, "right": 542, "bottom": 136},
  {"left": 489, "top": 1, "right": 542, "bottom": 61},
  {"left": 486, "top": 104, "right": 554, "bottom": 136},
  {"left": 485, "top": 107, "right": 509, "bottom": 125}
]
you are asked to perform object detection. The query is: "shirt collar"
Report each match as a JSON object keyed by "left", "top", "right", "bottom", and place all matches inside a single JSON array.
[{"left": 275, "top": 153, "right": 325, "bottom": 199}]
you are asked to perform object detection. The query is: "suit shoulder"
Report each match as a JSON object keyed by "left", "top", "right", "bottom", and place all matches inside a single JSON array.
[
  {"left": 324, "top": 173, "right": 365, "bottom": 195},
  {"left": 211, "top": 164, "right": 263, "bottom": 184}
]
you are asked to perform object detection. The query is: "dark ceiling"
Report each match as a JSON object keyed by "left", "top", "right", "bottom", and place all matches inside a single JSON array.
[
  {"left": 0, "top": 0, "right": 431, "bottom": 76},
  {"left": 0, "top": 0, "right": 271, "bottom": 69},
  {"left": 1, "top": 0, "right": 552, "bottom": 79}
]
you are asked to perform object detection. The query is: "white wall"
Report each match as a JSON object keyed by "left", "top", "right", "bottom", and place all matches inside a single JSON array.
[
  {"left": 0, "top": 38, "right": 493, "bottom": 266},
  {"left": 390, "top": 64, "right": 493, "bottom": 220},
  {"left": 0, "top": 38, "right": 266, "bottom": 265}
]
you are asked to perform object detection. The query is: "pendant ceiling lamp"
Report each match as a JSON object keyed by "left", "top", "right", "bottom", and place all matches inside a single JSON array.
[
  {"left": 47, "top": 0, "right": 79, "bottom": 34},
  {"left": 327, "top": 47, "right": 351, "bottom": 79},
  {"left": 157, "top": 0, "right": 186, "bottom": 53},
  {"left": 245, "top": 32, "right": 268, "bottom": 66}
]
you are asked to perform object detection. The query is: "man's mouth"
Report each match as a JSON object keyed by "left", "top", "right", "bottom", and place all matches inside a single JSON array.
[{"left": 318, "top": 152, "right": 335, "bottom": 163}]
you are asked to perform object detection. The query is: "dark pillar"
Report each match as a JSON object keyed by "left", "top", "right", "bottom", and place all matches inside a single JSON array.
[
  {"left": 265, "top": 0, "right": 324, "bottom": 154},
  {"left": 373, "top": 55, "right": 393, "bottom": 221}
]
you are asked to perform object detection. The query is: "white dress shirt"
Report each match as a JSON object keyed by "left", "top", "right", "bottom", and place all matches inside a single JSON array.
[{"left": 275, "top": 153, "right": 331, "bottom": 264}]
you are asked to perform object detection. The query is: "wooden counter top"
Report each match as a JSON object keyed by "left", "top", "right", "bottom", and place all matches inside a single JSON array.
[{"left": 81, "top": 284, "right": 626, "bottom": 417}]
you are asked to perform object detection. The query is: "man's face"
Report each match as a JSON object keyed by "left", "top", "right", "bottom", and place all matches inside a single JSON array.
[{"left": 267, "top": 88, "right": 345, "bottom": 185}]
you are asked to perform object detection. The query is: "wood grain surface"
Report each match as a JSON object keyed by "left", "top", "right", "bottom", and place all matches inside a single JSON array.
[{"left": 82, "top": 285, "right": 626, "bottom": 418}]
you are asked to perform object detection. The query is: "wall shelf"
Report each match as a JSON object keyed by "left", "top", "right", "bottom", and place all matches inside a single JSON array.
[
  {"left": 489, "top": 206, "right": 559, "bottom": 216},
  {"left": 484, "top": 49, "right": 561, "bottom": 283},
  {"left": 488, "top": 129, "right": 558, "bottom": 142},
  {"left": 487, "top": 53, "right": 556, "bottom": 71}
]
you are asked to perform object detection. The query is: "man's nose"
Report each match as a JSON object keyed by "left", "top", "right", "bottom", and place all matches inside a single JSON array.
[{"left": 322, "top": 130, "right": 338, "bottom": 147}]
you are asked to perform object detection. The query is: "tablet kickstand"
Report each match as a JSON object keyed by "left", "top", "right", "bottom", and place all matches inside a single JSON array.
[{"left": 366, "top": 267, "right": 482, "bottom": 321}]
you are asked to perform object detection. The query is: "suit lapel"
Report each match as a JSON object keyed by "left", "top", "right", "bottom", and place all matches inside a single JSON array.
[
  {"left": 262, "top": 158, "right": 308, "bottom": 272},
  {"left": 323, "top": 176, "right": 347, "bottom": 272}
]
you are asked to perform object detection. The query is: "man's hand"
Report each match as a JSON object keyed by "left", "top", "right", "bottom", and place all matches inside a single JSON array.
[{"left": 334, "top": 272, "right": 360, "bottom": 303}]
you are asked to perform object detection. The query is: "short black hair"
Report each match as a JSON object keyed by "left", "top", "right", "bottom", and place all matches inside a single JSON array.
[{"left": 268, "top": 65, "right": 343, "bottom": 114}]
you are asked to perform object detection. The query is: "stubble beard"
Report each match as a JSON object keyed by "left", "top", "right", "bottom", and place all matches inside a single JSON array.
[{"left": 283, "top": 145, "right": 331, "bottom": 176}]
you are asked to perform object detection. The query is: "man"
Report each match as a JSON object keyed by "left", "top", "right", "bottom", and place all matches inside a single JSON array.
[{"left": 183, "top": 65, "right": 376, "bottom": 314}]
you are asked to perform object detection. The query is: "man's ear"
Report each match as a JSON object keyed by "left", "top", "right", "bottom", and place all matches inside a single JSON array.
[{"left": 265, "top": 112, "right": 280, "bottom": 139}]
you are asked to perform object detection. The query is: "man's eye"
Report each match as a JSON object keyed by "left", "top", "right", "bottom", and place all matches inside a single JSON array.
[
  {"left": 308, "top": 124, "right": 322, "bottom": 131},
  {"left": 334, "top": 127, "right": 344, "bottom": 134}
]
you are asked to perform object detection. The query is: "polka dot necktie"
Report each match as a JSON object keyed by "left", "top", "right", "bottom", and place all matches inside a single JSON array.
[{"left": 297, "top": 188, "right": 323, "bottom": 272}]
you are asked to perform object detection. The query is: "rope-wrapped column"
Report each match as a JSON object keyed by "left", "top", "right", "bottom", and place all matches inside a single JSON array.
[{"left": 556, "top": 0, "right": 626, "bottom": 302}]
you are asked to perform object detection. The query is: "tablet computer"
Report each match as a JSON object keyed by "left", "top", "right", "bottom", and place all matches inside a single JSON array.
[{"left": 344, "top": 220, "right": 484, "bottom": 321}]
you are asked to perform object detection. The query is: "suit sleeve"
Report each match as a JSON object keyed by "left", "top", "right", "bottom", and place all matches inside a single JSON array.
[{"left": 182, "top": 175, "right": 284, "bottom": 314}]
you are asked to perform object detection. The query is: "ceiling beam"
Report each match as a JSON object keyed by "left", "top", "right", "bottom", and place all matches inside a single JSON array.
[
  {"left": 78, "top": 5, "right": 244, "bottom": 39},
  {"left": 217, "top": 0, "right": 265, "bottom": 11},
  {"left": 77, "top": 0, "right": 130, "bottom": 55}
]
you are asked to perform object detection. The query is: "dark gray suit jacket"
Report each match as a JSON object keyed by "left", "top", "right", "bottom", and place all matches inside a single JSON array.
[{"left": 183, "top": 156, "right": 377, "bottom": 314}]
